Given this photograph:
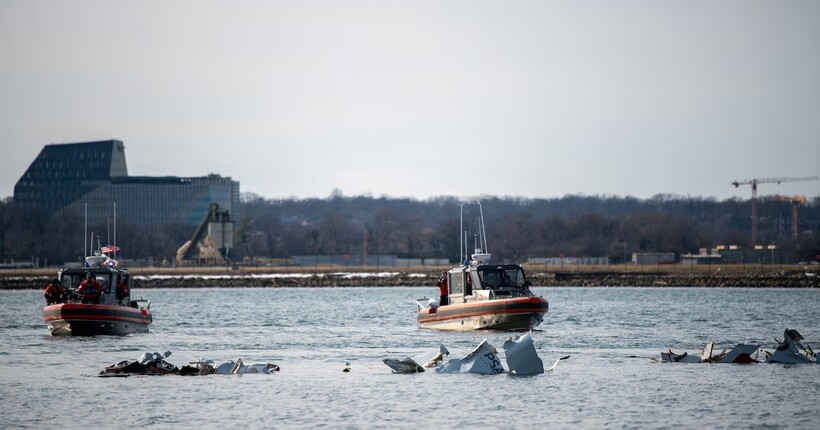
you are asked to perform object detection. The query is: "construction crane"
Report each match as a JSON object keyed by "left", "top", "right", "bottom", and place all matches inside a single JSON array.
[
  {"left": 768, "top": 195, "right": 807, "bottom": 242},
  {"left": 731, "top": 176, "right": 819, "bottom": 244}
]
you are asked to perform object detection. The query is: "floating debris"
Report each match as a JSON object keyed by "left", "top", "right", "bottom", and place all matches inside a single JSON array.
[
  {"left": 656, "top": 328, "right": 817, "bottom": 364},
  {"left": 503, "top": 331, "right": 544, "bottom": 375},
  {"left": 547, "top": 355, "right": 571, "bottom": 373},
  {"left": 767, "top": 329, "right": 817, "bottom": 364},
  {"left": 383, "top": 345, "right": 450, "bottom": 374},
  {"left": 436, "top": 339, "right": 505, "bottom": 374},
  {"left": 660, "top": 341, "right": 761, "bottom": 364},
  {"left": 382, "top": 358, "right": 424, "bottom": 374},
  {"left": 99, "top": 351, "right": 279, "bottom": 377},
  {"left": 384, "top": 332, "right": 561, "bottom": 375}
]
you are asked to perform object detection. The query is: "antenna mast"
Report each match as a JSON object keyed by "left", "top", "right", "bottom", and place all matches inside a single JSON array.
[
  {"left": 478, "top": 201, "right": 488, "bottom": 253},
  {"left": 84, "top": 202, "right": 88, "bottom": 259},
  {"left": 459, "top": 203, "right": 464, "bottom": 263}
]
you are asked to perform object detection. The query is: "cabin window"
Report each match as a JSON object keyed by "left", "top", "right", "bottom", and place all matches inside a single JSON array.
[
  {"left": 67, "top": 274, "right": 84, "bottom": 289},
  {"left": 477, "top": 267, "right": 527, "bottom": 289},
  {"left": 478, "top": 269, "right": 503, "bottom": 289},
  {"left": 504, "top": 269, "right": 527, "bottom": 288},
  {"left": 98, "top": 274, "right": 111, "bottom": 293},
  {"left": 469, "top": 271, "right": 482, "bottom": 290},
  {"left": 448, "top": 272, "right": 464, "bottom": 295}
]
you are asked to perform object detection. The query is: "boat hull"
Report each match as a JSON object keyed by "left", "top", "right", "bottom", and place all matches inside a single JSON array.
[
  {"left": 417, "top": 296, "right": 548, "bottom": 331},
  {"left": 43, "top": 303, "right": 152, "bottom": 336}
]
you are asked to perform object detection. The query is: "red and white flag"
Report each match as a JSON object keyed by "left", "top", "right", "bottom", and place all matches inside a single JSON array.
[{"left": 101, "top": 245, "right": 120, "bottom": 254}]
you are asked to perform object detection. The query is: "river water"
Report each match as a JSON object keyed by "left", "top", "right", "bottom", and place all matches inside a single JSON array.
[{"left": 1, "top": 286, "right": 819, "bottom": 429}]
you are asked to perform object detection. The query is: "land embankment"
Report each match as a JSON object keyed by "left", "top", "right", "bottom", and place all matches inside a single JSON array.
[{"left": 1, "top": 264, "right": 818, "bottom": 289}]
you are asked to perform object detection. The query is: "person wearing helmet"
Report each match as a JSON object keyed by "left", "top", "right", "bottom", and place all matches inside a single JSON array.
[
  {"left": 44, "top": 278, "right": 64, "bottom": 305},
  {"left": 78, "top": 272, "right": 102, "bottom": 304}
]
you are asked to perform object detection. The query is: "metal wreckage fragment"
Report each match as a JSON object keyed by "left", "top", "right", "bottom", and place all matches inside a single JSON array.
[
  {"left": 383, "top": 331, "right": 565, "bottom": 376},
  {"left": 657, "top": 329, "right": 817, "bottom": 364}
]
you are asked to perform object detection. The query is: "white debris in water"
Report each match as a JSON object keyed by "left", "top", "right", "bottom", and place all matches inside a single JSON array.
[
  {"left": 503, "top": 332, "right": 544, "bottom": 375},
  {"left": 436, "top": 340, "right": 505, "bottom": 375}
]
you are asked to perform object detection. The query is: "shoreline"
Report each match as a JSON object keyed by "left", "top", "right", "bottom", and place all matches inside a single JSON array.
[{"left": 2, "top": 267, "right": 818, "bottom": 289}]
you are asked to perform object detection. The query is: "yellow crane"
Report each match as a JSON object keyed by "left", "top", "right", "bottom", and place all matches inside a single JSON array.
[
  {"left": 731, "top": 176, "right": 818, "bottom": 244},
  {"left": 768, "top": 195, "right": 807, "bottom": 242}
]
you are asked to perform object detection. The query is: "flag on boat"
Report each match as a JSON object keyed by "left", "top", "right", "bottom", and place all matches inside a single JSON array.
[
  {"left": 101, "top": 245, "right": 120, "bottom": 254},
  {"left": 105, "top": 257, "right": 119, "bottom": 267}
]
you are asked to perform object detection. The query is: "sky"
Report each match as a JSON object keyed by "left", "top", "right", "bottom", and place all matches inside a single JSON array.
[{"left": 1, "top": 1, "right": 819, "bottom": 201}]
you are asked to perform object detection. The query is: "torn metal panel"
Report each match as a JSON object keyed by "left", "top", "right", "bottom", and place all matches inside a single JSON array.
[
  {"left": 503, "top": 331, "right": 544, "bottom": 375},
  {"left": 436, "top": 340, "right": 505, "bottom": 375}
]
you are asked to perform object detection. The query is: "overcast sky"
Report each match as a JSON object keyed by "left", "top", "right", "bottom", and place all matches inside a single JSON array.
[{"left": 2, "top": 1, "right": 819, "bottom": 201}]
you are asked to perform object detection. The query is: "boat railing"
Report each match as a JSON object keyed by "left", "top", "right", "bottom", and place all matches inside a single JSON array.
[
  {"left": 416, "top": 298, "right": 435, "bottom": 311},
  {"left": 132, "top": 299, "right": 151, "bottom": 311}
]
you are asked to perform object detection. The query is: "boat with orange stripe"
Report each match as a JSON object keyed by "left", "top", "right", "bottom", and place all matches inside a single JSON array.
[
  {"left": 44, "top": 301, "right": 152, "bottom": 336},
  {"left": 416, "top": 203, "right": 548, "bottom": 331},
  {"left": 43, "top": 252, "right": 152, "bottom": 336}
]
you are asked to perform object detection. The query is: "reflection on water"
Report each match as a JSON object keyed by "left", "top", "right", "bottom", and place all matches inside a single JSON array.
[{"left": 1, "top": 287, "right": 819, "bottom": 429}]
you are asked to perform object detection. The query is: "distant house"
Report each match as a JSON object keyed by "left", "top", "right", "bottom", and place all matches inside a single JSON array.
[
  {"left": 632, "top": 252, "right": 676, "bottom": 265},
  {"left": 718, "top": 248, "right": 797, "bottom": 265},
  {"left": 680, "top": 254, "right": 722, "bottom": 265},
  {"left": 528, "top": 257, "right": 609, "bottom": 265},
  {"left": 13, "top": 140, "right": 240, "bottom": 226}
]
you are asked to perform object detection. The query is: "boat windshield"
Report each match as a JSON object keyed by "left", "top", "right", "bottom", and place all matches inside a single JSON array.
[
  {"left": 477, "top": 267, "right": 527, "bottom": 289},
  {"left": 61, "top": 272, "right": 113, "bottom": 294}
]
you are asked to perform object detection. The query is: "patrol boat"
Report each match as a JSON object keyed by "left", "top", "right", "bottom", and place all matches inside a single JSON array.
[
  {"left": 43, "top": 251, "right": 152, "bottom": 336},
  {"left": 416, "top": 204, "right": 548, "bottom": 331}
]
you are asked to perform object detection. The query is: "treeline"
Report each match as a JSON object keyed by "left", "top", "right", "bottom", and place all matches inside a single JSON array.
[{"left": 1, "top": 193, "right": 819, "bottom": 266}]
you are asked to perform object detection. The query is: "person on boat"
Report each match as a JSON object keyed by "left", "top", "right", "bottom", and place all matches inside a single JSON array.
[
  {"left": 437, "top": 271, "right": 448, "bottom": 306},
  {"left": 116, "top": 279, "right": 130, "bottom": 304},
  {"left": 78, "top": 272, "right": 102, "bottom": 304},
  {"left": 44, "top": 278, "right": 64, "bottom": 305}
]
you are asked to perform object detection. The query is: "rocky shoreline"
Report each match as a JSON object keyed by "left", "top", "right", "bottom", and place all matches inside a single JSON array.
[
  {"left": 546, "top": 271, "right": 819, "bottom": 288},
  {"left": 2, "top": 270, "right": 818, "bottom": 289}
]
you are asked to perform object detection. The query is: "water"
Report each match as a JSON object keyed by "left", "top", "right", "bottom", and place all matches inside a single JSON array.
[{"left": 1, "top": 286, "right": 819, "bottom": 429}]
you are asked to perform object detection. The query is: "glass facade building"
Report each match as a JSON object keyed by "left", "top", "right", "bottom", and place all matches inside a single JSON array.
[{"left": 14, "top": 140, "right": 240, "bottom": 226}]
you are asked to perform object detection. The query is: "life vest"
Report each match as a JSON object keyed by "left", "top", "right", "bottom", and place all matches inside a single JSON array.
[
  {"left": 80, "top": 282, "right": 99, "bottom": 294},
  {"left": 44, "top": 284, "right": 63, "bottom": 303},
  {"left": 116, "top": 283, "right": 129, "bottom": 300},
  {"left": 437, "top": 272, "right": 448, "bottom": 295},
  {"left": 79, "top": 280, "right": 101, "bottom": 302}
]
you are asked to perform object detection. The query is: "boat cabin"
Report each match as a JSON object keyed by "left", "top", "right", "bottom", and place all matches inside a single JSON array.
[
  {"left": 445, "top": 263, "right": 532, "bottom": 304},
  {"left": 58, "top": 267, "right": 131, "bottom": 306}
]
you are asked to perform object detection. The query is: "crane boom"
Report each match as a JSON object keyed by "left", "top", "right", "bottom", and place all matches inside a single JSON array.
[
  {"left": 730, "top": 175, "right": 819, "bottom": 244},
  {"left": 731, "top": 176, "right": 819, "bottom": 188}
]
